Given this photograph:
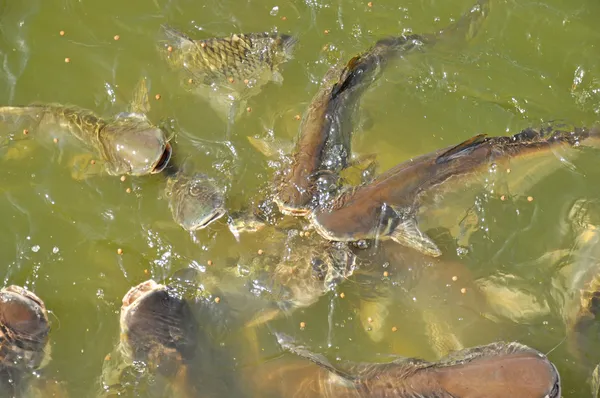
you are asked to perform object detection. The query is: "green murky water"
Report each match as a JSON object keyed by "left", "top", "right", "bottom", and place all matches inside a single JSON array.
[{"left": 0, "top": 0, "right": 599, "bottom": 396}]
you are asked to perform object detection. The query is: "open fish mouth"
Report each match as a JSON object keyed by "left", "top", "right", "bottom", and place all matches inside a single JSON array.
[
  {"left": 191, "top": 208, "right": 227, "bottom": 231},
  {"left": 151, "top": 142, "right": 172, "bottom": 174},
  {"left": 274, "top": 198, "right": 311, "bottom": 217},
  {"left": 121, "top": 280, "right": 163, "bottom": 309}
]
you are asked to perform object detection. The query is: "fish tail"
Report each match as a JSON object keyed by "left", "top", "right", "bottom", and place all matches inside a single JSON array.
[
  {"left": 278, "top": 34, "right": 298, "bottom": 56},
  {"left": 434, "top": 0, "right": 491, "bottom": 46}
]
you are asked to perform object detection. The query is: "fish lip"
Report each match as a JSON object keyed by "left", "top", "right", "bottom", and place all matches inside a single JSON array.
[
  {"left": 2, "top": 285, "right": 46, "bottom": 312},
  {"left": 187, "top": 208, "right": 226, "bottom": 231},
  {"left": 274, "top": 198, "right": 311, "bottom": 217},
  {"left": 121, "top": 280, "right": 163, "bottom": 309},
  {"left": 151, "top": 142, "right": 172, "bottom": 174}
]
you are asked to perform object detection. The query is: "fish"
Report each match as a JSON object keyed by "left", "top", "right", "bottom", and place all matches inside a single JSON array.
[
  {"left": 268, "top": 0, "right": 490, "bottom": 217},
  {"left": 0, "top": 79, "right": 172, "bottom": 178},
  {"left": 100, "top": 279, "right": 245, "bottom": 398},
  {"left": 310, "top": 125, "right": 600, "bottom": 257},
  {"left": 162, "top": 157, "right": 227, "bottom": 232},
  {"left": 0, "top": 285, "right": 59, "bottom": 397},
  {"left": 159, "top": 25, "right": 296, "bottom": 122},
  {"left": 248, "top": 333, "right": 561, "bottom": 398},
  {"left": 553, "top": 199, "right": 600, "bottom": 369}
]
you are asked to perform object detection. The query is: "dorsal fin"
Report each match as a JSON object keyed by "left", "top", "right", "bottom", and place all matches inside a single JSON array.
[
  {"left": 275, "top": 333, "right": 357, "bottom": 382},
  {"left": 435, "top": 133, "right": 488, "bottom": 164},
  {"left": 331, "top": 55, "right": 364, "bottom": 98}
]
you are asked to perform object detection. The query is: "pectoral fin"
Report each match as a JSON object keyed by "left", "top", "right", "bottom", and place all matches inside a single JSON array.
[
  {"left": 247, "top": 135, "right": 293, "bottom": 158},
  {"left": 389, "top": 217, "right": 442, "bottom": 257},
  {"left": 70, "top": 153, "right": 105, "bottom": 180},
  {"left": 275, "top": 333, "right": 357, "bottom": 383},
  {"left": 129, "top": 77, "right": 151, "bottom": 115}
]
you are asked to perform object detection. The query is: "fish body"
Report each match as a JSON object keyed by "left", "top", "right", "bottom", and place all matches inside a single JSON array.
[
  {"left": 274, "top": 0, "right": 490, "bottom": 217},
  {"left": 261, "top": 334, "right": 561, "bottom": 398},
  {"left": 0, "top": 104, "right": 171, "bottom": 176},
  {"left": 310, "top": 126, "right": 600, "bottom": 257},
  {"left": 160, "top": 25, "right": 296, "bottom": 121}
]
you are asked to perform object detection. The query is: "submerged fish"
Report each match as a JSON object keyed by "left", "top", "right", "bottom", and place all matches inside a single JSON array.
[
  {"left": 553, "top": 199, "right": 600, "bottom": 368},
  {"left": 159, "top": 25, "right": 296, "bottom": 122},
  {"left": 0, "top": 285, "right": 62, "bottom": 397},
  {"left": 249, "top": 334, "right": 561, "bottom": 398},
  {"left": 0, "top": 79, "right": 172, "bottom": 178},
  {"left": 310, "top": 125, "right": 600, "bottom": 257},
  {"left": 264, "top": 0, "right": 490, "bottom": 217}
]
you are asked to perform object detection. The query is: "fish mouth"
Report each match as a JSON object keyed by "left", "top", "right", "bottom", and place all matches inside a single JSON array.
[
  {"left": 190, "top": 208, "right": 227, "bottom": 231},
  {"left": 274, "top": 197, "right": 311, "bottom": 217},
  {"left": 2, "top": 285, "right": 46, "bottom": 312},
  {"left": 121, "top": 280, "right": 163, "bottom": 309},
  {"left": 151, "top": 142, "right": 172, "bottom": 174}
]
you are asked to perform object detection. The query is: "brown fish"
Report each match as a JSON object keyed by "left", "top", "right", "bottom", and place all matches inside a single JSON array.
[
  {"left": 100, "top": 279, "right": 244, "bottom": 398},
  {"left": 310, "top": 125, "right": 600, "bottom": 257},
  {"left": 0, "top": 285, "right": 54, "bottom": 397},
  {"left": 273, "top": 0, "right": 490, "bottom": 217},
  {"left": 250, "top": 334, "right": 561, "bottom": 398}
]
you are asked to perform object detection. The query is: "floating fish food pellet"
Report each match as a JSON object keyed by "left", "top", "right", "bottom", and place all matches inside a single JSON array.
[
  {"left": 113, "top": 35, "right": 120, "bottom": 41},
  {"left": 117, "top": 248, "right": 123, "bottom": 255},
  {"left": 23, "top": 129, "right": 28, "bottom": 135},
  {"left": 247, "top": 107, "right": 252, "bottom": 112},
  {"left": 527, "top": 196, "right": 534, "bottom": 202},
  {"left": 294, "top": 114, "right": 301, "bottom": 120},
  {"left": 214, "top": 297, "right": 221, "bottom": 303},
  {"left": 368, "top": 1, "right": 373, "bottom": 7},
  {"left": 207, "top": 260, "right": 213, "bottom": 266},
  {"left": 383, "top": 271, "right": 389, "bottom": 277},
  {"left": 53, "top": 138, "right": 59, "bottom": 143},
  {"left": 452, "top": 276, "right": 458, "bottom": 281},
  {"left": 155, "top": 94, "right": 161, "bottom": 100},
  {"left": 460, "top": 288, "right": 467, "bottom": 294},
  {"left": 125, "top": 188, "right": 131, "bottom": 194},
  {"left": 257, "top": 249, "right": 264, "bottom": 255},
  {"left": 120, "top": 176, "right": 126, "bottom": 182},
  {"left": 339, "top": 292, "right": 345, "bottom": 298},
  {"left": 392, "top": 326, "right": 398, "bottom": 332},
  {"left": 300, "top": 321, "right": 306, "bottom": 329},
  {"left": 59, "top": 30, "right": 65, "bottom": 36},
  {"left": 64, "top": 58, "right": 70, "bottom": 63},
  {"left": 90, "top": 159, "right": 96, "bottom": 165},
  {"left": 167, "top": 46, "right": 173, "bottom": 52}
]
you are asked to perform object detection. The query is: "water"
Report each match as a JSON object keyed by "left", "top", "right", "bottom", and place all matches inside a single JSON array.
[{"left": 0, "top": 0, "right": 599, "bottom": 396}]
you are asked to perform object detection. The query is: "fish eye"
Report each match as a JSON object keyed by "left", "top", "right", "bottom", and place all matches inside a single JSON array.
[{"left": 188, "top": 182, "right": 205, "bottom": 197}]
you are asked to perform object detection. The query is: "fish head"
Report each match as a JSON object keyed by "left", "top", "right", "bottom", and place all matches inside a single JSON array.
[
  {"left": 0, "top": 285, "right": 50, "bottom": 370},
  {"left": 119, "top": 280, "right": 198, "bottom": 368},
  {"left": 167, "top": 173, "right": 226, "bottom": 231},
  {"left": 273, "top": 238, "right": 356, "bottom": 309},
  {"left": 102, "top": 117, "right": 172, "bottom": 176}
]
